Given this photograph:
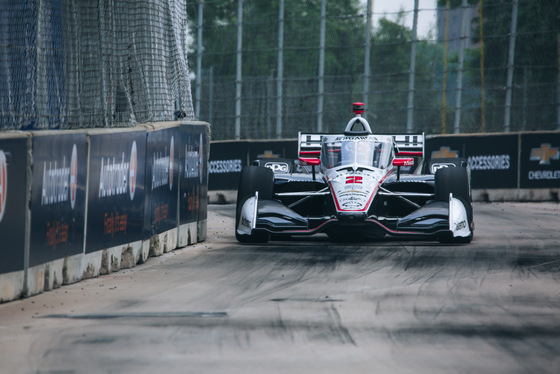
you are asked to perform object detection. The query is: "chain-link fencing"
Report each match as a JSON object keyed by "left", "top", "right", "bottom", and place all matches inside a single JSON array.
[{"left": 190, "top": 0, "right": 560, "bottom": 140}]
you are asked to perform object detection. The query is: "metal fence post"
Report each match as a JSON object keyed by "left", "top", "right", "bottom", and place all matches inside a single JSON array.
[
  {"left": 208, "top": 65, "right": 213, "bottom": 125},
  {"left": 235, "top": 0, "right": 243, "bottom": 140},
  {"left": 479, "top": 0, "right": 486, "bottom": 132},
  {"left": 268, "top": 74, "right": 274, "bottom": 137},
  {"left": 406, "top": 0, "right": 418, "bottom": 133},
  {"left": 441, "top": 0, "right": 450, "bottom": 134},
  {"left": 317, "top": 0, "right": 326, "bottom": 133},
  {"left": 504, "top": 0, "right": 518, "bottom": 132},
  {"left": 453, "top": 0, "right": 468, "bottom": 134},
  {"left": 195, "top": 1, "right": 204, "bottom": 120},
  {"left": 363, "top": 0, "right": 373, "bottom": 112},
  {"left": 276, "top": 0, "right": 284, "bottom": 138},
  {"left": 98, "top": 0, "right": 109, "bottom": 127},
  {"left": 522, "top": 66, "right": 527, "bottom": 131}
]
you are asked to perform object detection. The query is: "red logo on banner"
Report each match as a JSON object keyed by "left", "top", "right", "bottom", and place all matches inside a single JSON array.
[
  {"left": 199, "top": 133, "right": 204, "bottom": 184},
  {"left": 70, "top": 144, "right": 78, "bottom": 209},
  {"left": 129, "top": 141, "right": 137, "bottom": 201},
  {"left": 346, "top": 176, "right": 362, "bottom": 184},
  {"left": 0, "top": 151, "right": 7, "bottom": 222},
  {"left": 169, "top": 136, "right": 174, "bottom": 190}
]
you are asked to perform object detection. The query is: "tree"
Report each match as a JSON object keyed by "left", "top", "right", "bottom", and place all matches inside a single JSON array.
[
  {"left": 369, "top": 12, "right": 444, "bottom": 133},
  {"left": 187, "top": 0, "right": 368, "bottom": 137},
  {"left": 444, "top": 0, "right": 560, "bottom": 131},
  {"left": 188, "top": 0, "right": 365, "bottom": 78}
]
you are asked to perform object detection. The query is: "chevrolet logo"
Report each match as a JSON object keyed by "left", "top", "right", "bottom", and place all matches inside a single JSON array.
[
  {"left": 530, "top": 143, "right": 559, "bottom": 165},
  {"left": 431, "top": 146, "right": 458, "bottom": 159},
  {"left": 258, "top": 150, "right": 280, "bottom": 159}
]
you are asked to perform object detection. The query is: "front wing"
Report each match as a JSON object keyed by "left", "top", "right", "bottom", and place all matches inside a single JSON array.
[{"left": 237, "top": 192, "right": 471, "bottom": 241}]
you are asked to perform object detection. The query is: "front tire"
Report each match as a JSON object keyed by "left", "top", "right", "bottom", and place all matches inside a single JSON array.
[{"left": 235, "top": 166, "right": 274, "bottom": 243}]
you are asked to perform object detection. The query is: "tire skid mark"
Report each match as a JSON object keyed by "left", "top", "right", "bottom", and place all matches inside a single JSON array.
[
  {"left": 326, "top": 304, "right": 356, "bottom": 346},
  {"left": 269, "top": 302, "right": 295, "bottom": 342}
]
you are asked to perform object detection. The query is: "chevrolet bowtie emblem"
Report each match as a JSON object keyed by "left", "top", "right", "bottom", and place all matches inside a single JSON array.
[
  {"left": 431, "top": 146, "right": 458, "bottom": 159},
  {"left": 530, "top": 144, "right": 559, "bottom": 165},
  {"left": 258, "top": 150, "right": 280, "bottom": 159}
]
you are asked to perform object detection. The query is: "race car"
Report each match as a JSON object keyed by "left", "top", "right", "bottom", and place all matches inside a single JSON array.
[{"left": 235, "top": 102, "right": 474, "bottom": 244}]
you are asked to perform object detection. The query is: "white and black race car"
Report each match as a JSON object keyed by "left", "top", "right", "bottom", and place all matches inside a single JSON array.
[{"left": 236, "top": 103, "right": 474, "bottom": 244}]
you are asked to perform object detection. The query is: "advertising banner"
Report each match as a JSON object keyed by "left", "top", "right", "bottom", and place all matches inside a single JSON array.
[
  {"left": 144, "top": 127, "right": 180, "bottom": 237},
  {"left": 247, "top": 140, "right": 297, "bottom": 166},
  {"left": 0, "top": 136, "right": 28, "bottom": 274},
  {"left": 179, "top": 125, "right": 202, "bottom": 224},
  {"left": 208, "top": 140, "right": 297, "bottom": 191},
  {"left": 520, "top": 132, "right": 560, "bottom": 188},
  {"left": 86, "top": 131, "right": 146, "bottom": 253},
  {"left": 29, "top": 133, "right": 87, "bottom": 267},
  {"left": 208, "top": 141, "right": 248, "bottom": 191},
  {"left": 425, "top": 134, "right": 519, "bottom": 189}
]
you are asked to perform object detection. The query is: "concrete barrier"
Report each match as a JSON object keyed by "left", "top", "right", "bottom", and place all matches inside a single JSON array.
[{"left": 0, "top": 121, "right": 210, "bottom": 303}]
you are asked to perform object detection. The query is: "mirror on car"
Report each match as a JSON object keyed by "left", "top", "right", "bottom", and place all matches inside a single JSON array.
[{"left": 393, "top": 158, "right": 414, "bottom": 167}]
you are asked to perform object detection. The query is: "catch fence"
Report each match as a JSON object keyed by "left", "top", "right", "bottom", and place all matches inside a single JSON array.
[
  {"left": 190, "top": 0, "right": 560, "bottom": 140},
  {"left": 0, "top": 0, "right": 195, "bottom": 130}
]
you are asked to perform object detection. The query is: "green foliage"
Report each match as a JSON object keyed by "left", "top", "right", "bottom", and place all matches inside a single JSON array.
[
  {"left": 369, "top": 13, "right": 444, "bottom": 132},
  {"left": 466, "top": 0, "right": 560, "bottom": 130},
  {"left": 189, "top": 0, "right": 365, "bottom": 78},
  {"left": 189, "top": 0, "right": 560, "bottom": 138},
  {"left": 437, "top": 0, "right": 479, "bottom": 7}
]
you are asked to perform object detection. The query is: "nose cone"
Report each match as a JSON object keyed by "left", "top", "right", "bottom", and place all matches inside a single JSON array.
[{"left": 330, "top": 172, "right": 380, "bottom": 212}]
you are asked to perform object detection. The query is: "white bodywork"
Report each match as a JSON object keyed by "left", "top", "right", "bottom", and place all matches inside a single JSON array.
[
  {"left": 237, "top": 193, "right": 258, "bottom": 236},
  {"left": 320, "top": 135, "right": 394, "bottom": 213},
  {"left": 449, "top": 193, "right": 471, "bottom": 238}
]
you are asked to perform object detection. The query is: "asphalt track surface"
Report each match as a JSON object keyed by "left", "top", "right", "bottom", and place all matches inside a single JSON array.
[{"left": 1, "top": 202, "right": 560, "bottom": 374}]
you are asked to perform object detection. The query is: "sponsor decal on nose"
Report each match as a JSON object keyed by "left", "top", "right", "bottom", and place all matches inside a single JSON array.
[{"left": 346, "top": 176, "right": 363, "bottom": 184}]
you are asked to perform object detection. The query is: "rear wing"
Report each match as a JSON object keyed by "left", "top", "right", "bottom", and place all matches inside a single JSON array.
[
  {"left": 298, "top": 132, "right": 424, "bottom": 166},
  {"left": 390, "top": 134, "right": 424, "bottom": 158},
  {"left": 298, "top": 133, "right": 323, "bottom": 165}
]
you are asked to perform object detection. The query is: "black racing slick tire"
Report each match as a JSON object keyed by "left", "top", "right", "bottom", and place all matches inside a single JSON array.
[
  {"left": 434, "top": 165, "right": 471, "bottom": 203},
  {"left": 435, "top": 166, "right": 474, "bottom": 244},
  {"left": 235, "top": 166, "right": 274, "bottom": 243}
]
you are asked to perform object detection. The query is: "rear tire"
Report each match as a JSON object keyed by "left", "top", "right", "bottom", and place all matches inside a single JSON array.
[
  {"left": 235, "top": 166, "right": 274, "bottom": 243},
  {"left": 435, "top": 166, "right": 473, "bottom": 244}
]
